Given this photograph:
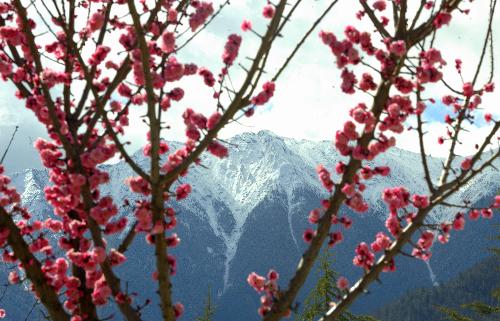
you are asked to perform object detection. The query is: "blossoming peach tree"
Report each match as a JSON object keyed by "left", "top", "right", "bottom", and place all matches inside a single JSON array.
[{"left": 0, "top": 0, "right": 498, "bottom": 320}]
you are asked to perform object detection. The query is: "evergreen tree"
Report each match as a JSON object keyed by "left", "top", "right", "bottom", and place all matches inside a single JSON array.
[
  {"left": 436, "top": 271, "right": 500, "bottom": 321},
  {"left": 296, "top": 250, "right": 379, "bottom": 321},
  {"left": 196, "top": 285, "right": 216, "bottom": 321},
  {"left": 438, "top": 220, "right": 500, "bottom": 321}
]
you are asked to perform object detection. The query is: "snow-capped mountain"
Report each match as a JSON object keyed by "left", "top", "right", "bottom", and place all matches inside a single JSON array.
[{"left": 4, "top": 130, "right": 499, "bottom": 320}]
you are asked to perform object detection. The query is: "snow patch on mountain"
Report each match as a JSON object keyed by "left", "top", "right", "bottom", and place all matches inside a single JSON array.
[{"left": 10, "top": 131, "right": 499, "bottom": 296}]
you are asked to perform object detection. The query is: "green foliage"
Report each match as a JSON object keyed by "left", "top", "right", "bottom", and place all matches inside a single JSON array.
[
  {"left": 343, "top": 312, "right": 380, "bottom": 321},
  {"left": 461, "top": 302, "right": 500, "bottom": 315},
  {"left": 437, "top": 299, "right": 500, "bottom": 321},
  {"left": 373, "top": 256, "right": 500, "bottom": 321},
  {"left": 296, "top": 251, "right": 341, "bottom": 321},
  {"left": 196, "top": 285, "right": 216, "bottom": 321},
  {"left": 296, "top": 250, "right": 379, "bottom": 321},
  {"left": 492, "top": 288, "right": 500, "bottom": 301},
  {"left": 437, "top": 228, "right": 500, "bottom": 321},
  {"left": 435, "top": 306, "right": 474, "bottom": 321}
]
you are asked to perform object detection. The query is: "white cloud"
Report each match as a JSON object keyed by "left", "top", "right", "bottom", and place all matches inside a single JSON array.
[{"left": 1, "top": 0, "right": 498, "bottom": 170}]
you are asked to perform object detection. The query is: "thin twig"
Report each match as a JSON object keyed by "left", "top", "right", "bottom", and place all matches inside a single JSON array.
[{"left": 0, "top": 126, "right": 19, "bottom": 165}]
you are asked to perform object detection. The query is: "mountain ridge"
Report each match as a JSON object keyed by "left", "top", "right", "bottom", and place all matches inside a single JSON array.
[{"left": 3, "top": 130, "right": 499, "bottom": 320}]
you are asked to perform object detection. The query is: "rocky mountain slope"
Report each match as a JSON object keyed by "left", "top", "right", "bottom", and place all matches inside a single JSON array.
[{"left": 3, "top": 130, "right": 499, "bottom": 320}]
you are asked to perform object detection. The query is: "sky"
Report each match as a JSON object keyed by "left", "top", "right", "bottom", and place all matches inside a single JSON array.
[{"left": 0, "top": 0, "right": 499, "bottom": 173}]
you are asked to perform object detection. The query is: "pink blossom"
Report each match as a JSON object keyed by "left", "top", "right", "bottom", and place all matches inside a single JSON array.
[
  {"left": 417, "top": 64, "right": 442, "bottom": 83},
  {"left": 308, "top": 209, "right": 321, "bottom": 224},
  {"left": 0, "top": 26, "right": 23, "bottom": 46},
  {"left": 247, "top": 272, "right": 266, "bottom": 292},
  {"left": 462, "top": 82, "right": 474, "bottom": 97},
  {"left": 375, "top": 166, "right": 390, "bottom": 176},
  {"left": 88, "top": 12, "right": 105, "bottom": 32},
  {"left": 88, "top": 45, "right": 110, "bottom": 66},
  {"left": 341, "top": 183, "right": 356, "bottom": 197},
  {"left": 394, "top": 76, "right": 414, "bottom": 94},
  {"left": 267, "top": 269, "right": 279, "bottom": 281},
  {"left": 335, "top": 162, "right": 346, "bottom": 174},
  {"left": 207, "top": 112, "right": 221, "bottom": 130},
  {"left": 328, "top": 231, "right": 343, "bottom": 247},
  {"left": 189, "top": 2, "right": 214, "bottom": 31},
  {"left": 373, "top": 0, "right": 387, "bottom": 11},
  {"left": 222, "top": 34, "right": 242, "bottom": 66},
  {"left": 208, "top": 141, "right": 229, "bottom": 158},
  {"left": 434, "top": 11, "right": 452, "bottom": 29},
  {"left": 319, "top": 30, "right": 336, "bottom": 46},
  {"left": 422, "top": 48, "right": 445, "bottom": 65},
  {"left": 494, "top": 195, "right": 500, "bottom": 208},
  {"left": 468, "top": 209, "right": 480, "bottom": 220},
  {"left": 169, "top": 87, "right": 185, "bottom": 101},
  {"left": 303, "top": 228, "right": 316, "bottom": 243},
  {"left": 412, "top": 194, "right": 429, "bottom": 208},
  {"left": 359, "top": 73, "right": 377, "bottom": 91},
  {"left": 389, "top": 40, "right": 406, "bottom": 56},
  {"left": 184, "top": 63, "right": 198, "bottom": 75},
  {"left": 109, "top": 249, "right": 127, "bottom": 267},
  {"left": 262, "top": 5, "right": 275, "bottom": 19},
  {"left": 176, "top": 184, "right": 192, "bottom": 200},
  {"left": 344, "top": 26, "right": 360, "bottom": 44},
  {"left": 481, "top": 208, "right": 493, "bottom": 219},
  {"left": 452, "top": 213, "right": 465, "bottom": 230},
  {"left": 417, "top": 231, "right": 434, "bottom": 250},
  {"left": 317, "top": 165, "right": 334, "bottom": 192},
  {"left": 353, "top": 242, "right": 375, "bottom": 270},
  {"left": 385, "top": 214, "right": 401, "bottom": 237},
  {"left": 341, "top": 68, "right": 357, "bottom": 94},
  {"left": 8, "top": 271, "right": 19, "bottom": 284},
  {"left": 484, "top": 82, "right": 495, "bottom": 92},
  {"left": 160, "top": 31, "right": 176, "bottom": 53},
  {"left": 337, "top": 276, "right": 349, "bottom": 290},
  {"left": 198, "top": 67, "right": 215, "bottom": 87},
  {"left": 183, "top": 108, "right": 207, "bottom": 129},
  {"left": 93, "top": 247, "right": 106, "bottom": 263},
  {"left": 168, "top": 8, "right": 178, "bottom": 22},
  {"left": 126, "top": 176, "right": 151, "bottom": 195},
  {"left": 371, "top": 232, "right": 392, "bottom": 252},
  {"left": 346, "top": 192, "right": 369, "bottom": 213},
  {"left": 241, "top": 20, "right": 252, "bottom": 32},
  {"left": 461, "top": 158, "right": 472, "bottom": 171},
  {"left": 164, "top": 57, "right": 185, "bottom": 82},
  {"left": 173, "top": 302, "right": 184, "bottom": 318},
  {"left": 412, "top": 248, "right": 432, "bottom": 261},
  {"left": 343, "top": 121, "right": 359, "bottom": 140},
  {"left": 251, "top": 81, "right": 275, "bottom": 105},
  {"left": 382, "top": 187, "right": 410, "bottom": 210},
  {"left": 185, "top": 125, "right": 200, "bottom": 141},
  {"left": 341, "top": 217, "right": 353, "bottom": 229}
]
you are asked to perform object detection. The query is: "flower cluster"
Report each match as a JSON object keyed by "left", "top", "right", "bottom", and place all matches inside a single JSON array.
[
  {"left": 160, "top": 31, "right": 176, "bottom": 53},
  {"left": 417, "top": 48, "right": 445, "bottom": 84},
  {"left": 247, "top": 270, "right": 290, "bottom": 317},
  {"left": 251, "top": 81, "right": 275, "bottom": 106},
  {"left": 189, "top": 1, "right": 214, "bottom": 32},
  {"left": 317, "top": 165, "right": 334, "bottom": 192},
  {"left": 382, "top": 187, "right": 410, "bottom": 211},
  {"left": 353, "top": 242, "right": 375, "bottom": 270},
  {"left": 412, "top": 231, "right": 435, "bottom": 260},
  {"left": 222, "top": 34, "right": 242, "bottom": 66}
]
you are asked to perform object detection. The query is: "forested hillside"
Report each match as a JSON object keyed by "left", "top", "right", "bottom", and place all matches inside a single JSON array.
[{"left": 373, "top": 255, "right": 500, "bottom": 321}]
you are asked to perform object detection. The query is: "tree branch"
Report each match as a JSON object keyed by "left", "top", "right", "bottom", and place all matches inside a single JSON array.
[
  {"left": 0, "top": 207, "right": 70, "bottom": 321},
  {"left": 0, "top": 126, "right": 19, "bottom": 165}
]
